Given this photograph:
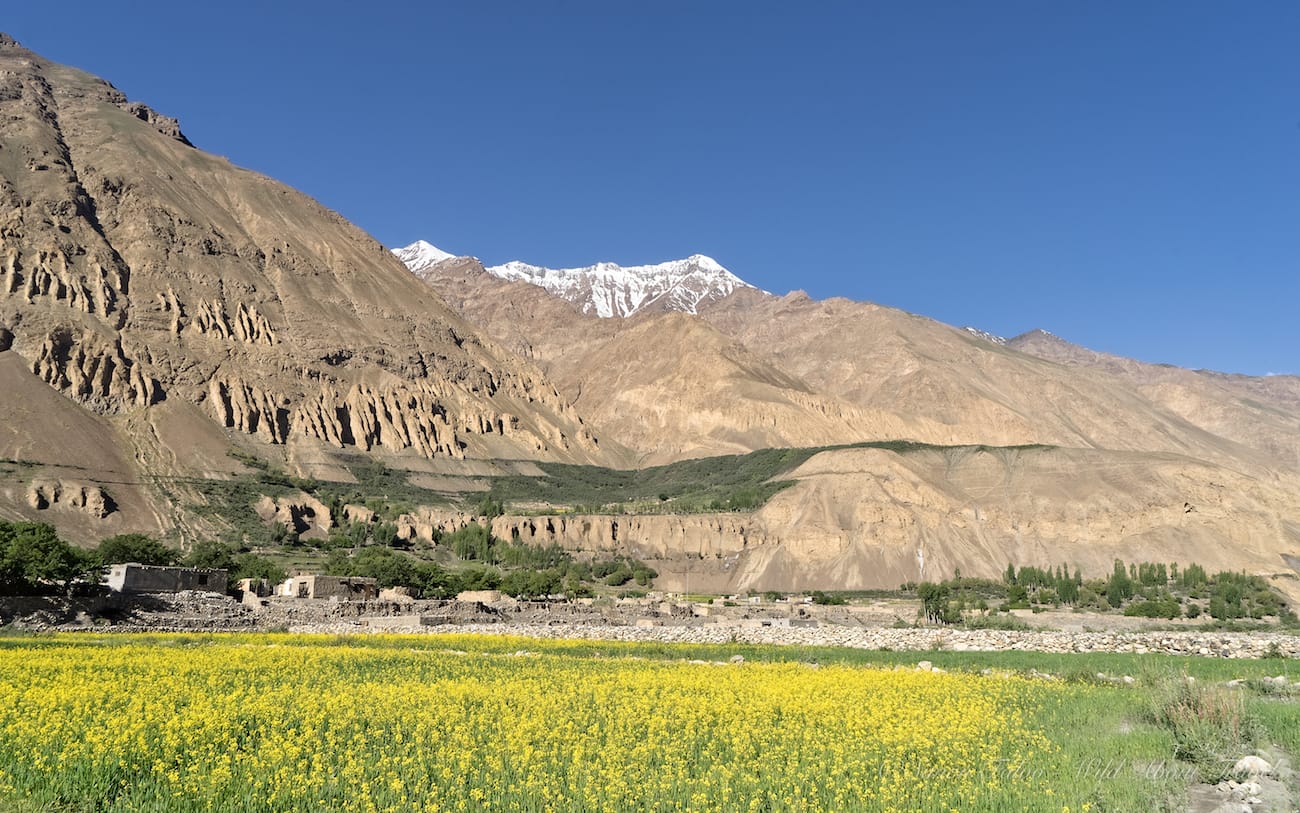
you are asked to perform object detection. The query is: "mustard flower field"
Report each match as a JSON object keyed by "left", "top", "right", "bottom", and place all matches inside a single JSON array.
[{"left": 2, "top": 633, "right": 1293, "bottom": 812}]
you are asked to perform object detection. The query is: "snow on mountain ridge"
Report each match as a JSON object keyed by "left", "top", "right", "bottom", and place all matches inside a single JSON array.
[
  {"left": 392, "top": 240, "right": 755, "bottom": 318},
  {"left": 485, "top": 253, "right": 752, "bottom": 318}
]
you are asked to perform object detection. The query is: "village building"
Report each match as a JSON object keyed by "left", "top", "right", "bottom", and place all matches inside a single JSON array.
[
  {"left": 104, "top": 563, "right": 228, "bottom": 595},
  {"left": 276, "top": 574, "right": 378, "bottom": 600}
]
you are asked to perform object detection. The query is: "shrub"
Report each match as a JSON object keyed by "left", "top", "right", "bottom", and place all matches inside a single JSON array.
[
  {"left": 1144, "top": 674, "right": 1260, "bottom": 782},
  {"left": 810, "top": 591, "right": 846, "bottom": 606}
]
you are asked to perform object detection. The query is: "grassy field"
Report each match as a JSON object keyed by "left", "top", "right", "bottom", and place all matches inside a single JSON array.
[{"left": 0, "top": 633, "right": 1295, "bottom": 812}]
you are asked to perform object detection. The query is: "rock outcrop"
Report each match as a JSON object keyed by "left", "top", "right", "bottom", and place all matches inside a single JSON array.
[
  {"left": 253, "top": 493, "right": 332, "bottom": 539},
  {"left": 26, "top": 479, "right": 114, "bottom": 518},
  {"left": 31, "top": 327, "right": 160, "bottom": 412},
  {"left": 117, "top": 101, "right": 192, "bottom": 146}
]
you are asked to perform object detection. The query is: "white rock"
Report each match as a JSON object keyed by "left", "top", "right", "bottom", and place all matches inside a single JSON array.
[
  {"left": 1233, "top": 755, "right": 1273, "bottom": 777},
  {"left": 917, "top": 660, "right": 933, "bottom": 671}
]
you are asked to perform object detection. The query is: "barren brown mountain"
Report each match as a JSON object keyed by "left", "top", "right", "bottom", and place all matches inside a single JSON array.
[
  {"left": 415, "top": 254, "right": 1300, "bottom": 593},
  {"left": 0, "top": 36, "right": 603, "bottom": 544}
]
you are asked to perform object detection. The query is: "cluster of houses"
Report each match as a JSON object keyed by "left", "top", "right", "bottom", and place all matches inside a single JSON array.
[{"left": 103, "top": 563, "right": 379, "bottom": 601}]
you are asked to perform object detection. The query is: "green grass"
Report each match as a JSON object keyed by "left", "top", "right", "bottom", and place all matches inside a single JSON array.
[
  {"left": 179, "top": 441, "right": 1062, "bottom": 542},
  {"left": 482, "top": 440, "right": 1056, "bottom": 514}
]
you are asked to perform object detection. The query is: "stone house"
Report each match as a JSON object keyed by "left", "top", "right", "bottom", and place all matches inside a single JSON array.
[
  {"left": 104, "top": 563, "right": 228, "bottom": 594},
  {"left": 276, "top": 574, "right": 378, "bottom": 600}
]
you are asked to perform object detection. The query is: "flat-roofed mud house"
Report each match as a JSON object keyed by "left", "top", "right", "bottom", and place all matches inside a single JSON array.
[
  {"left": 104, "top": 563, "right": 228, "bottom": 594},
  {"left": 277, "top": 574, "right": 378, "bottom": 600}
]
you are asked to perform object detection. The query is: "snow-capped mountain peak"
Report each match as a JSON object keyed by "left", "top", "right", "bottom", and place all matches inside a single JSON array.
[
  {"left": 393, "top": 240, "right": 757, "bottom": 318},
  {"left": 963, "top": 326, "right": 1007, "bottom": 345},
  {"left": 392, "top": 240, "right": 454, "bottom": 273},
  {"left": 484, "top": 254, "right": 753, "bottom": 318}
]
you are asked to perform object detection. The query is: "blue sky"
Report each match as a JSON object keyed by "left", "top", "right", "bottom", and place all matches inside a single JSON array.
[{"left": 6, "top": 2, "right": 1298, "bottom": 375}]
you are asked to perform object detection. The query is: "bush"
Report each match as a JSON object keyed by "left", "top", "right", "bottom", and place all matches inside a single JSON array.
[
  {"left": 1122, "top": 595, "right": 1181, "bottom": 619},
  {"left": 500, "top": 568, "right": 562, "bottom": 599},
  {"left": 603, "top": 566, "right": 633, "bottom": 587},
  {"left": 1144, "top": 675, "right": 1260, "bottom": 782},
  {"left": 810, "top": 591, "right": 846, "bottom": 606}
]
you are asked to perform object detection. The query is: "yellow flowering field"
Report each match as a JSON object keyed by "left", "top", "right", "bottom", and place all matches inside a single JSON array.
[{"left": 0, "top": 633, "right": 1074, "bottom": 812}]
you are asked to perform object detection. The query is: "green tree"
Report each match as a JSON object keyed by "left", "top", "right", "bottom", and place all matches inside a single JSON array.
[
  {"left": 1106, "top": 559, "right": 1134, "bottom": 608},
  {"left": 917, "top": 581, "right": 960, "bottom": 624},
  {"left": 230, "top": 553, "right": 286, "bottom": 584},
  {"left": 184, "top": 540, "right": 237, "bottom": 572},
  {"left": 449, "top": 524, "right": 496, "bottom": 562},
  {"left": 0, "top": 521, "right": 94, "bottom": 595},
  {"left": 97, "top": 533, "right": 180, "bottom": 566},
  {"left": 475, "top": 495, "right": 505, "bottom": 519}
]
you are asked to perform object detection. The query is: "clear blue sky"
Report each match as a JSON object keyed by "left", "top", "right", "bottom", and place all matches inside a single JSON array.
[{"left": 7, "top": 2, "right": 1298, "bottom": 375}]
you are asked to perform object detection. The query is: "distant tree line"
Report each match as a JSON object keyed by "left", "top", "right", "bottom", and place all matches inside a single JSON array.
[
  {"left": 906, "top": 559, "right": 1291, "bottom": 626},
  {"left": 0, "top": 518, "right": 660, "bottom": 601}
]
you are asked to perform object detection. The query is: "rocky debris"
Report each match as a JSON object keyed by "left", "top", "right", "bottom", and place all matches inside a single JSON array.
[
  {"left": 26, "top": 479, "right": 114, "bottom": 517},
  {"left": 1191, "top": 749, "right": 1295, "bottom": 813},
  {"left": 6, "top": 589, "right": 1300, "bottom": 663},
  {"left": 117, "top": 101, "right": 193, "bottom": 146}
]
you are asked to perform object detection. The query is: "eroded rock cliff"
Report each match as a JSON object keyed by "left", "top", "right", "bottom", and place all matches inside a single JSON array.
[{"left": 0, "top": 35, "right": 609, "bottom": 542}]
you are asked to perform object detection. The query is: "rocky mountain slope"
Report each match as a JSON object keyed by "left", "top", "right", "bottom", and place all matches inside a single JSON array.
[
  {"left": 396, "top": 241, "right": 753, "bottom": 317},
  {"left": 490, "top": 445, "right": 1300, "bottom": 596},
  {"left": 413, "top": 258, "right": 1299, "bottom": 472},
  {"left": 0, "top": 35, "right": 606, "bottom": 544},
  {"left": 412, "top": 244, "right": 1300, "bottom": 591}
]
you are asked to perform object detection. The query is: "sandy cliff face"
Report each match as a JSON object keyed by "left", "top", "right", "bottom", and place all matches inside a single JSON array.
[
  {"left": 0, "top": 36, "right": 606, "bottom": 541},
  {"left": 484, "top": 446, "right": 1300, "bottom": 593}
]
